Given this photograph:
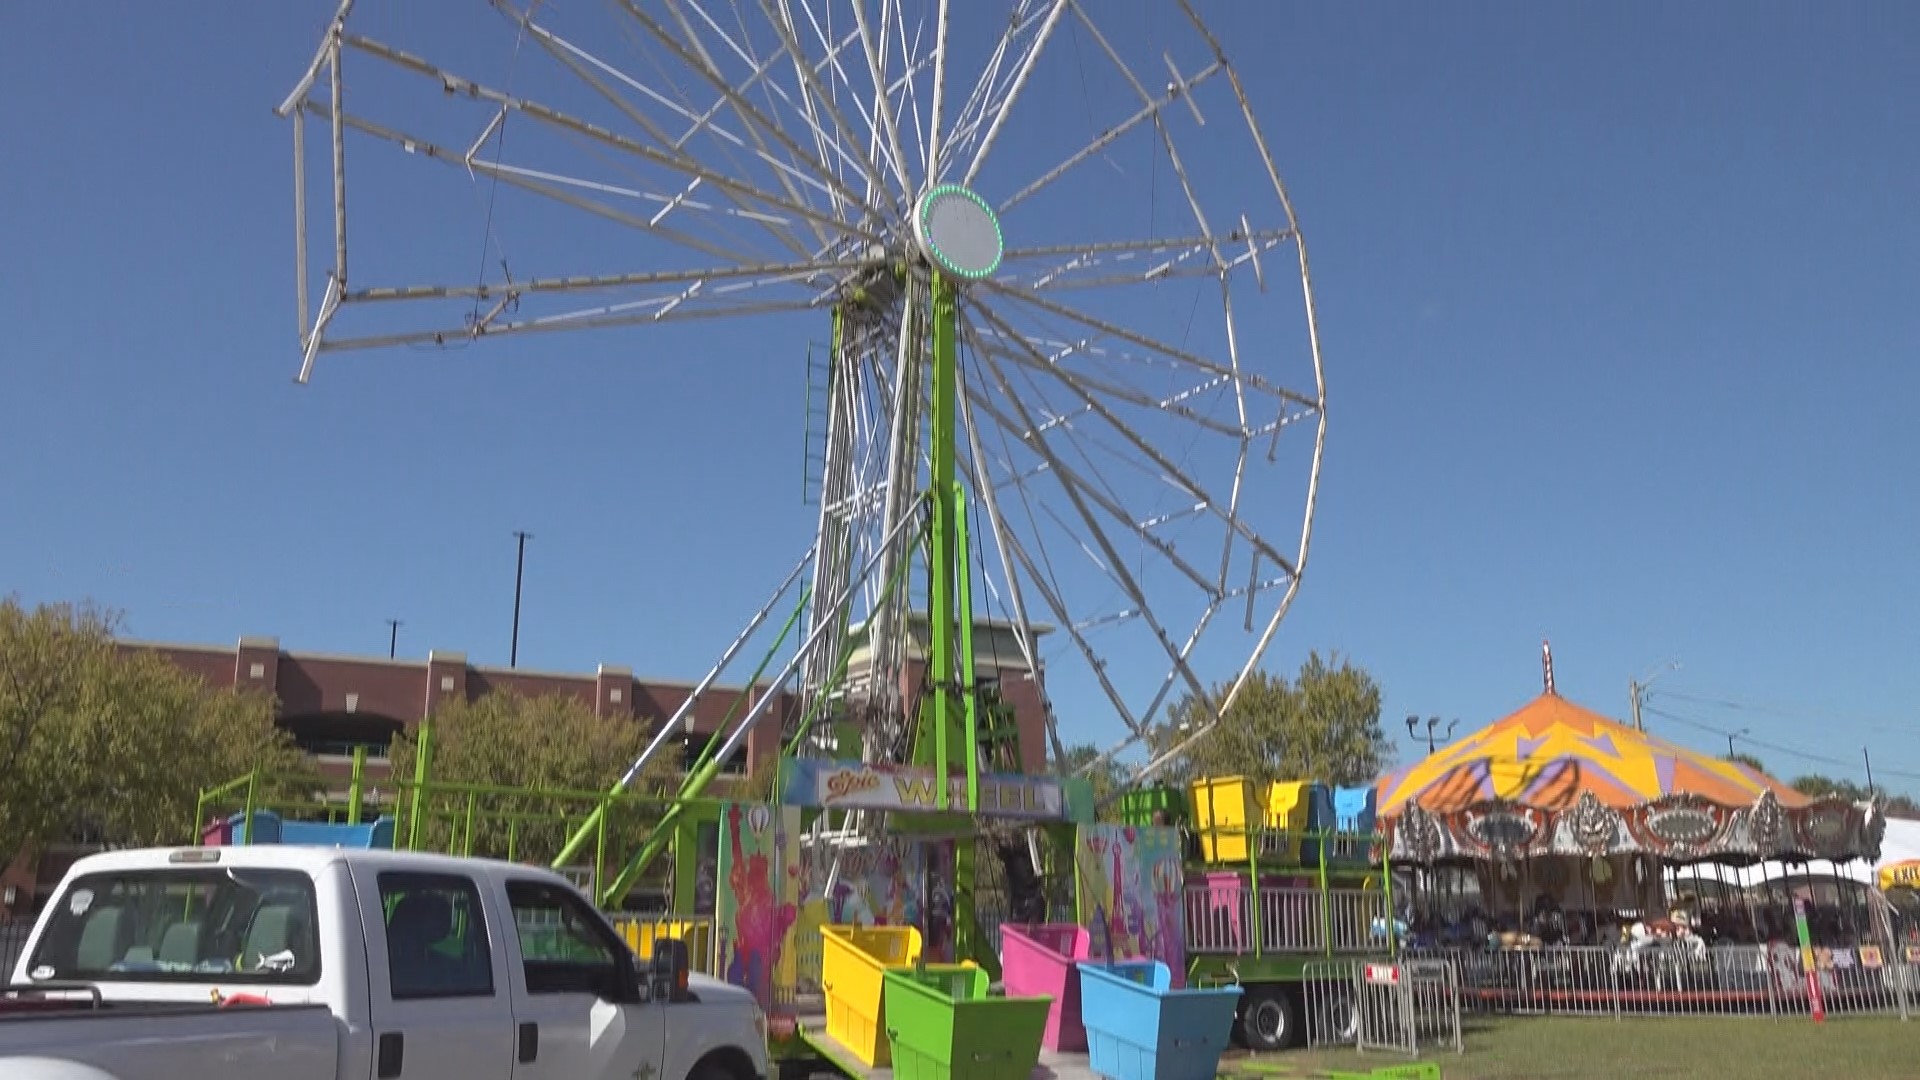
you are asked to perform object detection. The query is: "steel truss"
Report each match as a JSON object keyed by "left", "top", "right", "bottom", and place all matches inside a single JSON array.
[{"left": 279, "top": 0, "right": 1329, "bottom": 815}]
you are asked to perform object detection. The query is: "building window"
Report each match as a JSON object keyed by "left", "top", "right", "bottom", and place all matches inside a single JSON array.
[
  {"left": 293, "top": 735, "right": 392, "bottom": 760},
  {"left": 681, "top": 733, "right": 748, "bottom": 776}
]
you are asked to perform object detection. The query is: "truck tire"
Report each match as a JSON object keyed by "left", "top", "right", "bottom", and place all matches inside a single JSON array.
[
  {"left": 1238, "top": 984, "right": 1299, "bottom": 1052},
  {"left": 689, "top": 1049, "right": 757, "bottom": 1080},
  {"left": 1321, "top": 983, "right": 1359, "bottom": 1044}
]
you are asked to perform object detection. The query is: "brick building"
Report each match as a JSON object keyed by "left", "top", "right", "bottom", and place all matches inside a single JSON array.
[
  {"left": 120, "top": 636, "right": 801, "bottom": 789},
  {"left": 118, "top": 620, "right": 1052, "bottom": 783},
  {"left": 2, "top": 621, "right": 1053, "bottom": 917}
]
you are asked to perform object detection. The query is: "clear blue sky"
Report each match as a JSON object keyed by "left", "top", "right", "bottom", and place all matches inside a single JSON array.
[{"left": 2, "top": 3, "right": 1915, "bottom": 793}]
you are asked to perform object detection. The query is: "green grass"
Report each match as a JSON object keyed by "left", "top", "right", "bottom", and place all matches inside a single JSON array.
[{"left": 1220, "top": 1015, "right": 1918, "bottom": 1080}]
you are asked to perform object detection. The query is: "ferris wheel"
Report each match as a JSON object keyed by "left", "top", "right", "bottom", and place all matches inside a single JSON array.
[{"left": 277, "top": 0, "right": 1327, "bottom": 807}]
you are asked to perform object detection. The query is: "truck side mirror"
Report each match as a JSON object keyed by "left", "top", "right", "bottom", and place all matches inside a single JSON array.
[{"left": 648, "top": 937, "right": 691, "bottom": 1004}]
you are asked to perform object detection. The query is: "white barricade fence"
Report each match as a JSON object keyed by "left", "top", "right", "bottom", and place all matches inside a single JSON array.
[
  {"left": 1302, "top": 958, "right": 1364, "bottom": 1049},
  {"left": 1301, "top": 956, "right": 1462, "bottom": 1057},
  {"left": 1403, "top": 957, "right": 1465, "bottom": 1052},
  {"left": 1356, "top": 959, "right": 1416, "bottom": 1055},
  {"left": 1407, "top": 942, "right": 1913, "bottom": 1021}
]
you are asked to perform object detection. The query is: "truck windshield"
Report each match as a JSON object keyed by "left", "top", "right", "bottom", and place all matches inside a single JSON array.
[{"left": 24, "top": 868, "right": 321, "bottom": 986}]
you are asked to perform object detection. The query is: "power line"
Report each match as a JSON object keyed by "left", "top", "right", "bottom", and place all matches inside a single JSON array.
[
  {"left": 1653, "top": 689, "right": 1909, "bottom": 735},
  {"left": 1642, "top": 706, "right": 1920, "bottom": 783}
]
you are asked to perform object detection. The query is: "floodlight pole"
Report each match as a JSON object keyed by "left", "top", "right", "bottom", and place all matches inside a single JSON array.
[{"left": 511, "top": 530, "right": 532, "bottom": 667}]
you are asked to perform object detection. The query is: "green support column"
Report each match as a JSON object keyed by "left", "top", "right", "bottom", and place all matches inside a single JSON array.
[
  {"left": 917, "top": 274, "right": 967, "bottom": 807},
  {"left": 953, "top": 481, "right": 981, "bottom": 809},
  {"left": 927, "top": 272, "right": 959, "bottom": 810},
  {"left": 348, "top": 746, "right": 366, "bottom": 826},
  {"left": 407, "top": 717, "right": 433, "bottom": 851},
  {"left": 240, "top": 771, "right": 258, "bottom": 845}
]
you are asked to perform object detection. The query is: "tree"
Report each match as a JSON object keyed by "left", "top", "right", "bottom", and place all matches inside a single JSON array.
[
  {"left": 388, "top": 691, "right": 682, "bottom": 864},
  {"left": 1155, "top": 652, "right": 1388, "bottom": 789},
  {"left": 1789, "top": 774, "right": 1870, "bottom": 802},
  {"left": 0, "top": 598, "right": 309, "bottom": 856},
  {"left": 1053, "top": 742, "right": 1132, "bottom": 820},
  {"left": 1786, "top": 773, "right": 1920, "bottom": 817},
  {"left": 1725, "top": 752, "right": 1768, "bottom": 775}
]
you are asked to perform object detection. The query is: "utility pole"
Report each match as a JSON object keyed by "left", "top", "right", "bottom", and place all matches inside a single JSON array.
[
  {"left": 511, "top": 530, "right": 533, "bottom": 668},
  {"left": 1628, "top": 659, "right": 1681, "bottom": 732},
  {"left": 1726, "top": 728, "right": 1748, "bottom": 759},
  {"left": 1864, "top": 747, "right": 1876, "bottom": 796},
  {"left": 385, "top": 618, "right": 402, "bottom": 659}
]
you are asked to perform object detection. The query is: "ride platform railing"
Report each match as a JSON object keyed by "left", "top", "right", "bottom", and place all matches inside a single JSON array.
[{"left": 1183, "top": 881, "right": 1391, "bottom": 956}]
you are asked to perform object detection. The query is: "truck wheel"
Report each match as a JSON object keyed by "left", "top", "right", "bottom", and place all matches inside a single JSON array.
[
  {"left": 689, "top": 1052, "right": 756, "bottom": 1080},
  {"left": 1322, "top": 984, "right": 1359, "bottom": 1043},
  {"left": 1239, "top": 984, "right": 1299, "bottom": 1052}
]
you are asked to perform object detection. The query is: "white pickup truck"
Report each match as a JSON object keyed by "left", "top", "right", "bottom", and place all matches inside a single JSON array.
[{"left": 0, "top": 845, "right": 771, "bottom": 1080}]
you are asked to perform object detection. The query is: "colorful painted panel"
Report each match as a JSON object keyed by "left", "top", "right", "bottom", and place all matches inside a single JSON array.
[
  {"left": 1074, "top": 824, "right": 1187, "bottom": 986},
  {"left": 713, "top": 802, "right": 800, "bottom": 1012}
]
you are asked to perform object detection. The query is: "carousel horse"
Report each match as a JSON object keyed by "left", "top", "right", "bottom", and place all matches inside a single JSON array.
[
  {"left": 1491, "top": 928, "right": 1544, "bottom": 951},
  {"left": 1527, "top": 904, "right": 1569, "bottom": 947},
  {"left": 1612, "top": 909, "right": 1707, "bottom": 979},
  {"left": 1370, "top": 914, "right": 1411, "bottom": 946}
]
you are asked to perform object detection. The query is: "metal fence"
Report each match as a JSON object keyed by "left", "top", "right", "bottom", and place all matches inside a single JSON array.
[
  {"left": 0, "top": 921, "right": 29, "bottom": 981},
  {"left": 1185, "top": 883, "right": 1388, "bottom": 955},
  {"left": 1410, "top": 942, "right": 1915, "bottom": 1021},
  {"left": 1302, "top": 956, "right": 1462, "bottom": 1057},
  {"left": 607, "top": 913, "right": 719, "bottom": 973}
]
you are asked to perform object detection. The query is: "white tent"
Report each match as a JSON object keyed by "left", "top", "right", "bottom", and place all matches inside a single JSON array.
[{"left": 1669, "top": 818, "right": 1920, "bottom": 890}]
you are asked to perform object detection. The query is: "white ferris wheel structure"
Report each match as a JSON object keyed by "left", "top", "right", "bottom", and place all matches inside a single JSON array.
[{"left": 276, "top": 0, "right": 1329, "bottom": 829}]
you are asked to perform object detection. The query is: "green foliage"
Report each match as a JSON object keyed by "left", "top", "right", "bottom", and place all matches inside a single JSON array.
[
  {"left": 735, "top": 755, "right": 781, "bottom": 802},
  {"left": 388, "top": 690, "right": 682, "bottom": 865},
  {"left": 1725, "top": 752, "right": 1768, "bottom": 774},
  {"left": 1790, "top": 774, "right": 1870, "bottom": 801},
  {"left": 1785, "top": 773, "right": 1920, "bottom": 817},
  {"left": 1156, "top": 651, "right": 1389, "bottom": 789},
  {"left": 0, "top": 597, "right": 311, "bottom": 855},
  {"left": 1053, "top": 742, "right": 1130, "bottom": 821}
]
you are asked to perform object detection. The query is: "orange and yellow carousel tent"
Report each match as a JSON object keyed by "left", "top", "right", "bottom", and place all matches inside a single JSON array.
[
  {"left": 1376, "top": 691, "right": 1809, "bottom": 818},
  {"left": 1373, "top": 680, "right": 1878, "bottom": 868}
]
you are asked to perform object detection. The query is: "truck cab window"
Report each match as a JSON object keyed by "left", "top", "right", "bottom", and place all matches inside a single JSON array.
[
  {"left": 24, "top": 869, "right": 320, "bottom": 986},
  {"left": 378, "top": 872, "right": 494, "bottom": 1000},
  {"left": 506, "top": 879, "right": 627, "bottom": 998}
]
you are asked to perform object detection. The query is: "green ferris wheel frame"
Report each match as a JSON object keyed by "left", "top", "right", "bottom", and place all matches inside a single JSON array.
[
  {"left": 276, "top": 0, "right": 1331, "bottom": 903},
  {"left": 916, "top": 181, "right": 1004, "bottom": 814}
]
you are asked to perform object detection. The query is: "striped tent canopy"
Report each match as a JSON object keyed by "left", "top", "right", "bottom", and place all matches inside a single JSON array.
[
  {"left": 1377, "top": 692, "right": 1805, "bottom": 817},
  {"left": 1375, "top": 691, "right": 1880, "bottom": 866}
]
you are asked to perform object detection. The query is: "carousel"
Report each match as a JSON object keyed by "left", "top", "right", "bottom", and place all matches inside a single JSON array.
[{"left": 1374, "top": 646, "right": 1891, "bottom": 1014}]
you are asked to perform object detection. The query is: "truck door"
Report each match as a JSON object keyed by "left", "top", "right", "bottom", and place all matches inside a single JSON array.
[
  {"left": 501, "top": 878, "right": 665, "bottom": 1080},
  {"left": 356, "top": 868, "right": 517, "bottom": 1080}
]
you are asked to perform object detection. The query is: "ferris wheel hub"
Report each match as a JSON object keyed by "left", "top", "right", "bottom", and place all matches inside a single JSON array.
[{"left": 912, "top": 184, "right": 1004, "bottom": 282}]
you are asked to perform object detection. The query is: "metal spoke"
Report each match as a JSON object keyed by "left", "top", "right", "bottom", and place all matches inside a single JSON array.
[{"left": 278, "top": 0, "right": 1328, "bottom": 810}]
